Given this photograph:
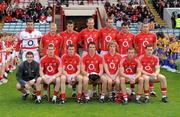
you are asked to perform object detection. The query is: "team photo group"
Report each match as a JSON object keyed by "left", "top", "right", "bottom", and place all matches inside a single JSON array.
[{"left": 0, "top": 17, "right": 168, "bottom": 105}]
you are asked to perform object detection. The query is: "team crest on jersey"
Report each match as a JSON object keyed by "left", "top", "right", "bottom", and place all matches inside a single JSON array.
[
  {"left": 95, "top": 60, "right": 98, "bottom": 63},
  {"left": 74, "top": 37, "right": 76, "bottom": 40},
  {"left": 53, "top": 63, "right": 56, "bottom": 66}
]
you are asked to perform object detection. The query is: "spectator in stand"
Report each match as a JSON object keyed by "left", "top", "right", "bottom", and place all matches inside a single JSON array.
[
  {"left": 39, "top": 13, "right": 46, "bottom": 24},
  {"left": 4, "top": 12, "right": 13, "bottom": 22},
  {"left": 46, "top": 13, "right": 52, "bottom": 23}
]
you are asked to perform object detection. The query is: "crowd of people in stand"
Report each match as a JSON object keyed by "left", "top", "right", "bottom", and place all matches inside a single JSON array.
[
  {"left": 0, "top": 0, "right": 52, "bottom": 23},
  {"left": 152, "top": 0, "right": 180, "bottom": 18},
  {"left": 104, "top": 0, "right": 162, "bottom": 30}
]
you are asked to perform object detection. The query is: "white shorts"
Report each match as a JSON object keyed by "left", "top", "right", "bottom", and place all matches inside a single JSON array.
[
  {"left": 2, "top": 53, "right": 6, "bottom": 65},
  {"left": 120, "top": 54, "right": 127, "bottom": 58},
  {"left": 103, "top": 73, "right": 116, "bottom": 81},
  {"left": 127, "top": 74, "right": 136, "bottom": 79},
  {"left": 22, "top": 49, "right": 40, "bottom": 63},
  {"left": 100, "top": 50, "right": 108, "bottom": 57}
]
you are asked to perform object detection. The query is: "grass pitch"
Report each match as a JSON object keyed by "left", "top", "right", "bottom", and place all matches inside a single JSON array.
[{"left": 0, "top": 69, "right": 180, "bottom": 117}]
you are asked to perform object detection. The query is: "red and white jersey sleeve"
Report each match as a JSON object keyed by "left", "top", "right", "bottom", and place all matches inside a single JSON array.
[
  {"left": 99, "top": 28, "right": 118, "bottom": 51},
  {"left": 82, "top": 53, "right": 102, "bottom": 73},
  {"left": 116, "top": 32, "right": 135, "bottom": 54},
  {"left": 104, "top": 52, "right": 122, "bottom": 74},
  {"left": 134, "top": 32, "right": 157, "bottom": 56},
  {"left": 120, "top": 56, "right": 140, "bottom": 75},
  {"left": 61, "top": 53, "right": 81, "bottom": 74},
  {"left": 139, "top": 54, "right": 159, "bottom": 74},
  {"left": 40, "top": 55, "right": 61, "bottom": 76},
  {"left": 79, "top": 28, "right": 99, "bottom": 51}
]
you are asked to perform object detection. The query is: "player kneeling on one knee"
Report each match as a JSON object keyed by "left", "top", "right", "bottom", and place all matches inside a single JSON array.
[
  {"left": 81, "top": 42, "right": 107, "bottom": 102},
  {"left": 60, "top": 44, "right": 83, "bottom": 103},
  {"left": 35, "top": 43, "right": 61, "bottom": 103},
  {"left": 120, "top": 47, "right": 143, "bottom": 104},
  {"left": 16, "top": 51, "right": 39, "bottom": 100},
  {"left": 103, "top": 41, "right": 122, "bottom": 101},
  {"left": 139, "top": 44, "right": 168, "bottom": 103}
]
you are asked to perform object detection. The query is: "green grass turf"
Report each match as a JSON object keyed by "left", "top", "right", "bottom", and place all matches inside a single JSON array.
[{"left": 0, "top": 69, "right": 180, "bottom": 117}]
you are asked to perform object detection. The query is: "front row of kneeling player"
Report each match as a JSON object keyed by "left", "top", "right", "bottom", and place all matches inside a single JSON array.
[{"left": 16, "top": 41, "right": 168, "bottom": 104}]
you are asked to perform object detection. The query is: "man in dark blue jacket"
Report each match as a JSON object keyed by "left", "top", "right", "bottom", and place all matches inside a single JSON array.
[{"left": 16, "top": 51, "right": 39, "bottom": 100}]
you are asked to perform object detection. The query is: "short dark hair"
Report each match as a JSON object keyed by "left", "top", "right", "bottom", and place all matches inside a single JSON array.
[
  {"left": 48, "top": 43, "right": 54, "bottom": 48},
  {"left": 26, "top": 19, "right": 34, "bottom": 23},
  {"left": 67, "top": 44, "right": 74, "bottom": 49},
  {"left": 88, "top": 42, "right": 96, "bottom": 49},
  {"left": 67, "top": 20, "right": 74, "bottom": 25},
  {"left": 121, "top": 22, "right": 129, "bottom": 27},
  {"left": 26, "top": 51, "right": 34, "bottom": 57},
  {"left": 145, "top": 44, "right": 154, "bottom": 49},
  {"left": 127, "top": 47, "right": 134, "bottom": 51},
  {"left": 106, "top": 17, "right": 114, "bottom": 22}
]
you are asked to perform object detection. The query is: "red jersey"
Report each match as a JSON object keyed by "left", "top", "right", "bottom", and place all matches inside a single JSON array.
[
  {"left": 79, "top": 28, "right": 99, "bottom": 51},
  {"left": 82, "top": 53, "right": 102, "bottom": 73},
  {"left": 120, "top": 56, "right": 140, "bottom": 75},
  {"left": 116, "top": 32, "right": 135, "bottom": 54},
  {"left": 60, "top": 31, "right": 79, "bottom": 54},
  {"left": 61, "top": 53, "right": 81, "bottom": 74},
  {"left": 99, "top": 28, "right": 118, "bottom": 51},
  {"left": 104, "top": 52, "right": 122, "bottom": 74},
  {"left": 40, "top": 55, "right": 61, "bottom": 76},
  {"left": 41, "top": 32, "right": 62, "bottom": 56},
  {"left": 134, "top": 32, "right": 157, "bottom": 56},
  {"left": 139, "top": 54, "right": 159, "bottom": 74}
]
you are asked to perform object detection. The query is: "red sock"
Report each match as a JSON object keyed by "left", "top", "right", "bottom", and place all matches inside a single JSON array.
[
  {"left": 144, "top": 90, "right": 149, "bottom": 96},
  {"left": 61, "top": 93, "right": 66, "bottom": 100},
  {"left": 36, "top": 91, "right": 41, "bottom": 96},
  {"left": 161, "top": 88, "right": 167, "bottom": 96},
  {"left": 0, "top": 76, "right": 3, "bottom": 80},
  {"left": 53, "top": 91, "right": 58, "bottom": 96},
  {"left": 149, "top": 82, "right": 154, "bottom": 91},
  {"left": 123, "top": 93, "right": 128, "bottom": 99},
  {"left": 77, "top": 93, "right": 82, "bottom": 99}
]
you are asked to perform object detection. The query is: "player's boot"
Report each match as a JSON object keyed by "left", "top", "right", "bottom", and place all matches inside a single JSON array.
[
  {"left": 144, "top": 97, "right": 150, "bottom": 103},
  {"left": 162, "top": 96, "right": 168, "bottom": 103},
  {"left": 22, "top": 93, "right": 29, "bottom": 100},
  {"left": 122, "top": 98, "right": 128, "bottom": 105},
  {"left": 99, "top": 95, "right": 105, "bottom": 103},
  {"left": 35, "top": 99, "right": 42, "bottom": 104},
  {"left": 150, "top": 91, "right": 157, "bottom": 97},
  {"left": 135, "top": 99, "right": 142, "bottom": 104}
]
